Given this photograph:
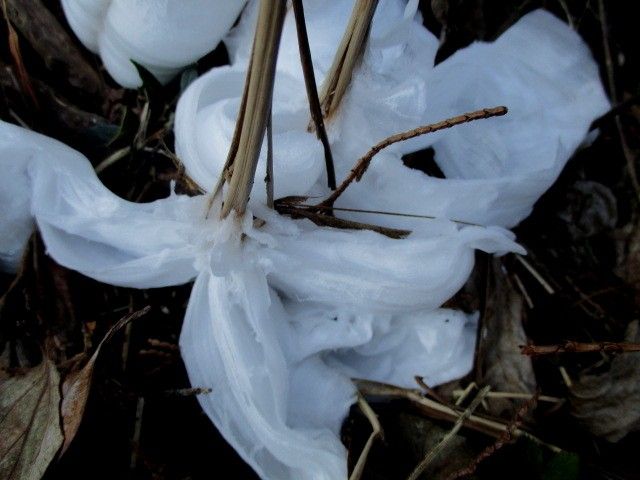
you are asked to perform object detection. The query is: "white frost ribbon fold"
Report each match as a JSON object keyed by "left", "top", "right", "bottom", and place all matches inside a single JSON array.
[
  {"left": 0, "top": 120, "right": 518, "bottom": 478},
  {"left": 0, "top": 1, "right": 610, "bottom": 479},
  {"left": 60, "top": 0, "right": 247, "bottom": 87},
  {"left": 176, "top": 1, "right": 608, "bottom": 230}
]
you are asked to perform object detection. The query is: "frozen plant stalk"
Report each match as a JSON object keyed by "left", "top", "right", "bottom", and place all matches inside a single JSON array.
[
  {"left": 217, "top": 0, "right": 286, "bottom": 217},
  {"left": 317, "top": 0, "right": 379, "bottom": 119}
]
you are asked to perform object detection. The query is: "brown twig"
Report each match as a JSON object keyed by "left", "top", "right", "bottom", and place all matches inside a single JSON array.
[
  {"left": 163, "top": 387, "right": 212, "bottom": 397},
  {"left": 266, "top": 109, "right": 274, "bottom": 208},
  {"left": 276, "top": 203, "right": 410, "bottom": 239},
  {"left": 291, "top": 0, "right": 336, "bottom": 189},
  {"left": 445, "top": 392, "right": 540, "bottom": 480},
  {"left": 415, "top": 376, "right": 452, "bottom": 406},
  {"left": 521, "top": 341, "right": 640, "bottom": 356},
  {"left": 355, "top": 379, "right": 561, "bottom": 452},
  {"left": 293, "top": 203, "right": 483, "bottom": 227},
  {"left": 318, "top": 106, "right": 508, "bottom": 208},
  {"left": 406, "top": 386, "right": 491, "bottom": 480},
  {"left": 130, "top": 396, "right": 145, "bottom": 470},
  {"left": 515, "top": 254, "right": 555, "bottom": 295},
  {"left": 349, "top": 394, "right": 383, "bottom": 480}
]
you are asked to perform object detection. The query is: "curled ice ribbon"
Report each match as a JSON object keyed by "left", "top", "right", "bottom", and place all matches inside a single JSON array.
[
  {"left": 61, "top": 0, "right": 247, "bottom": 87},
  {"left": 177, "top": 1, "right": 608, "bottom": 231},
  {"left": 0, "top": 120, "right": 518, "bottom": 478}
]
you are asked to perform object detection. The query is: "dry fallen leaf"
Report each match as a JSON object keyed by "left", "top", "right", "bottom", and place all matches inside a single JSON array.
[
  {"left": 1, "top": 0, "right": 38, "bottom": 107},
  {"left": 475, "top": 258, "right": 536, "bottom": 418},
  {"left": 0, "top": 356, "right": 63, "bottom": 480},
  {"left": 613, "top": 218, "right": 640, "bottom": 307},
  {"left": 59, "top": 306, "right": 150, "bottom": 455},
  {"left": 571, "top": 320, "right": 640, "bottom": 442},
  {"left": 556, "top": 180, "right": 618, "bottom": 240},
  {"left": 4, "top": 0, "right": 103, "bottom": 95}
]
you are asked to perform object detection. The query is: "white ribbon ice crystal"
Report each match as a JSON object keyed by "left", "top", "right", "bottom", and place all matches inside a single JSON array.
[
  {"left": 176, "top": 0, "right": 608, "bottom": 229},
  {"left": 0, "top": 120, "right": 518, "bottom": 478},
  {"left": 1, "top": 1, "right": 609, "bottom": 478},
  {"left": 61, "top": 0, "right": 247, "bottom": 87}
]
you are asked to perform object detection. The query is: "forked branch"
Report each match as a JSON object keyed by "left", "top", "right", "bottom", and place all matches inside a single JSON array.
[{"left": 317, "top": 106, "right": 508, "bottom": 209}]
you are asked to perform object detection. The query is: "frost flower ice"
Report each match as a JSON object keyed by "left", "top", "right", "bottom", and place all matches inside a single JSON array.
[
  {"left": 177, "top": 0, "right": 608, "bottom": 229},
  {"left": 0, "top": 119, "right": 518, "bottom": 478},
  {"left": 0, "top": 1, "right": 609, "bottom": 479},
  {"left": 60, "top": 0, "right": 247, "bottom": 87}
]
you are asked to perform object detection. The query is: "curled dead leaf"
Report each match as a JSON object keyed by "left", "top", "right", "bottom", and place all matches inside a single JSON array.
[
  {"left": 475, "top": 258, "right": 536, "bottom": 418},
  {"left": 1, "top": 0, "right": 38, "bottom": 107},
  {"left": 0, "top": 356, "right": 63, "bottom": 480},
  {"left": 59, "top": 306, "right": 150, "bottom": 456},
  {"left": 570, "top": 320, "right": 640, "bottom": 442},
  {"left": 4, "top": 0, "right": 103, "bottom": 95}
]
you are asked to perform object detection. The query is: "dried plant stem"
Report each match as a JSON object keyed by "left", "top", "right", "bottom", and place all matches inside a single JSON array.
[
  {"left": 521, "top": 341, "right": 640, "bottom": 356},
  {"left": 349, "top": 394, "right": 383, "bottom": 480},
  {"left": 317, "top": 0, "right": 379, "bottom": 119},
  {"left": 515, "top": 254, "right": 555, "bottom": 294},
  {"left": 318, "top": 106, "right": 508, "bottom": 208},
  {"left": 407, "top": 386, "right": 491, "bottom": 480},
  {"left": 130, "top": 396, "right": 145, "bottom": 470},
  {"left": 355, "top": 379, "right": 561, "bottom": 453},
  {"left": 452, "top": 390, "right": 562, "bottom": 404},
  {"left": 291, "top": 0, "right": 336, "bottom": 189},
  {"left": 216, "top": 0, "right": 286, "bottom": 218},
  {"left": 277, "top": 203, "right": 410, "bottom": 239},
  {"left": 297, "top": 203, "right": 482, "bottom": 227},
  {"left": 266, "top": 110, "right": 274, "bottom": 208},
  {"left": 445, "top": 392, "right": 540, "bottom": 480}
]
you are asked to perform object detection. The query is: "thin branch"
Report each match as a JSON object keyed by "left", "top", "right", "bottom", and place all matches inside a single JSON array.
[
  {"left": 277, "top": 203, "right": 410, "bottom": 239},
  {"left": 318, "top": 107, "right": 508, "bottom": 208},
  {"left": 445, "top": 392, "right": 540, "bottom": 480},
  {"left": 291, "top": 0, "right": 336, "bottom": 189},
  {"left": 355, "top": 379, "right": 561, "bottom": 453},
  {"left": 296, "top": 203, "right": 483, "bottom": 227},
  {"left": 406, "top": 387, "right": 491, "bottom": 480},
  {"left": 415, "top": 376, "right": 452, "bottom": 406},
  {"left": 130, "top": 396, "right": 145, "bottom": 470},
  {"left": 452, "top": 390, "right": 562, "bottom": 404},
  {"left": 515, "top": 254, "right": 555, "bottom": 295},
  {"left": 521, "top": 341, "right": 640, "bottom": 356},
  {"left": 266, "top": 109, "right": 274, "bottom": 209},
  {"left": 349, "top": 394, "right": 383, "bottom": 480}
]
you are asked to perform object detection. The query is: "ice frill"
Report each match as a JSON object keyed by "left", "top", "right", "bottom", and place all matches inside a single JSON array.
[
  {"left": 176, "top": 0, "right": 608, "bottom": 229},
  {"left": 0, "top": 121, "right": 518, "bottom": 478},
  {"left": 60, "top": 0, "right": 247, "bottom": 87}
]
